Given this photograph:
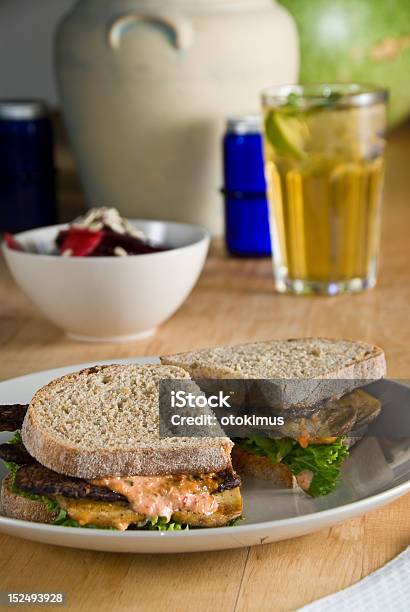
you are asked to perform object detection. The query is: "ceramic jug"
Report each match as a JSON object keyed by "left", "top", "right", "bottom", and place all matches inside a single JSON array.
[{"left": 56, "top": 0, "right": 298, "bottom": 234}]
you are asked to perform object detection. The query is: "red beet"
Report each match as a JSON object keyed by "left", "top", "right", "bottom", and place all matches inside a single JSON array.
[
  {"left": 58, "top": 228, "right": 104, "bottom": 256},
  {"left": 56, "top": 228, "right": 168, "bottom": 257},
  {"left": 3, "top": 233, "right": 24, "bottom": 251}
]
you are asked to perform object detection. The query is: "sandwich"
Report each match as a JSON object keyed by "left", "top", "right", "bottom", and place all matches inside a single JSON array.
[
  {"left": 161, "top": 338, "right": 386, "bottom": 497},
  {"left": 0, "top": 365, "right": 242, "bottom": 530}
]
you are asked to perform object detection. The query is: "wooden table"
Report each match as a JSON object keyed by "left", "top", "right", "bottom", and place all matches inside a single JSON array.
[{"left": 1, "top": 119, "right": 410, "bottom": 611}]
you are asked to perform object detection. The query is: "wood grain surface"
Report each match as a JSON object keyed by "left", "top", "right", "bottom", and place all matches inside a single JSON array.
[{"left": 0, "top": 119, "right": 409, "bottom": 611}]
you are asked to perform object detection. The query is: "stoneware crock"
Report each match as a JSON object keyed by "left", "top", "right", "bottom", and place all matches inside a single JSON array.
[{"left": 55, "top": 0, "right": 298, "bottom": 234}]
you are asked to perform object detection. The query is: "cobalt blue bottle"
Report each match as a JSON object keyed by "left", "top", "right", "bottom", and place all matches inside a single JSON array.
[
  {"left": 223, "top": 115, "right": 271, "bottom": 257},
  {"left": 0, "top": 100, "right": 57, "bottom": 234}
]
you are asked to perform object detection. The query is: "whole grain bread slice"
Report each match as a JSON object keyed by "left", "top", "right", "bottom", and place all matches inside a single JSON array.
[
  {"left": 1, "top": 476, "right": 56, "bottom": 524},
  {"left": 22, "top": 364, "right": 233, "bottom": 479},
  {"left": 160, "top": 338, "right": 386, "bottom": 409}
]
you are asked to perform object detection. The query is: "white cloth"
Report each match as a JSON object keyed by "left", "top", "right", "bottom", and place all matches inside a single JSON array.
[{"left": 299, "top": 546, "right": 410, "bottom": 612}]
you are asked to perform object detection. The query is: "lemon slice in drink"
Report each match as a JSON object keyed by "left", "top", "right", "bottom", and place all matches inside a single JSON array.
[{"left": 265, "top": 111, "right": 308, "bottom": 159}]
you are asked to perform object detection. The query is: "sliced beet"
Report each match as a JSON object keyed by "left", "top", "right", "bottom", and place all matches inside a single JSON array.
[
  {"left": 93, "top": 230, "right": 167, "bottom": 256},
  {"left": 3, "top": 233, "right": 24, "bottom": 252},
  {"left": 58, "top": 228, "right": 104, "bottom": 256}
]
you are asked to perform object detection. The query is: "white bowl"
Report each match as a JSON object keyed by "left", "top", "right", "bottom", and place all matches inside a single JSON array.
[{"left": 2, "top": 220, "right": 209, "bottom": 342}]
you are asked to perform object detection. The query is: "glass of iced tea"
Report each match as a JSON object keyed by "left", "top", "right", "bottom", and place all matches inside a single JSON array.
[{"left": 261, "top": 83, "right": 388, "bottom": 295}]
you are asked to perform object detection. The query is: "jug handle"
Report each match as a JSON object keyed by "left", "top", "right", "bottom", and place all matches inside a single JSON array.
[{"left": 108, "top": 12, "right": 194, "bottom": 52}]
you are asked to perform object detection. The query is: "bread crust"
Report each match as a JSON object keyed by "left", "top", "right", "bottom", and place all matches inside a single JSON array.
[
  {"left": 1, "top": 476, "right": 55, "bottom": 524},
  {"left": 231, "top": 447, "right": 296, "bottom": 487},
  {"left": 22, "top": 413, "right": 233, "bottom": 479},
  {"left": 22, "top": 365, "right": 233, "bottom": 479},
  {"left": 161, "top": 338, "right": 386, "bottom": 409}
]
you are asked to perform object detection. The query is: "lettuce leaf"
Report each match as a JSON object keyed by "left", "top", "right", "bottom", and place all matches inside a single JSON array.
[
  {"left": 51, "top": 506, "right": 117, "bottom": 529},
  {"left": 140, "top": 516, "right": 189, "bottom": 531},
  {"left": 7, "top": 430, "right": 22, "bottom": 445},
  {"left": 235, "top": 436, "right": 295, "bottom": 464},
  {"left": 236, "top": 436, "right": 348, "bottom": 497},
  {"left": 283, "top": 439, "right": 349, "bottom": 497},
  {"left": 227, "top": 516, "right": 242, "bottom": 527}
]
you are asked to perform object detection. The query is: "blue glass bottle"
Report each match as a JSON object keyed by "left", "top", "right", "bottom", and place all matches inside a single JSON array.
[
  {"left": 223, "top": 115, "right": 271, "bottom": 257},
  {"left": 0, "top": 100, "right": 57, "bottom": 234}
]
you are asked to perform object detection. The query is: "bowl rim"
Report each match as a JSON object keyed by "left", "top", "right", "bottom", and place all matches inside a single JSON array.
[{"left": 1, "top": 219, "right": 210, "bottom": 262}]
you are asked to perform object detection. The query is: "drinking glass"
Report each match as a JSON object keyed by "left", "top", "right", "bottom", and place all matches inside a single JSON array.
[{"left": 261, "top": 83, "right": 388, "bottom": 295}]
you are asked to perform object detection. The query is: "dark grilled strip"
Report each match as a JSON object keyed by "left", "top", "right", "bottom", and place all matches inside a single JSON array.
[
  {"left": 217, "top": 468, "right": 241, "bottom": 492},
  {"left": 14, "top": 464, "right": 128, "bottom": 503},
  {"left": 0, "top": 404, "right": 29, "bottom": 431},
  {"left": 0, "top": 443, "right": 35, "bottom": 466},
  {"left": 14, "top": 463, "right": 241, "bottom": 501}
]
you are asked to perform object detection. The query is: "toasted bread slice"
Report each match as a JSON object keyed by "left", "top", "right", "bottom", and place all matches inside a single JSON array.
[
  {"left": 22, "top": 364, "right": 233, "bottom": 479},
  {"left": 161, "top": 338, "right": 386, "bottom": 408},
  {"left": 231, "top": 447, "right": 296, "bottom": 487},
  {"left": 1, "top": 476, "right": 55, "bottom": 524}
]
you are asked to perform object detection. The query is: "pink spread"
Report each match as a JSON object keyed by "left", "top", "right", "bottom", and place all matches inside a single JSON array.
[
  {"left": 92, "top": 475, "right": 218, "bottom": 521},
  {"left": 296, "top": 470, "right": 314, "bottom": 492}
]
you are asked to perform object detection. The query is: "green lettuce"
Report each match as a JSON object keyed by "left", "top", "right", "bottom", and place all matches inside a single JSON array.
[
  {"left": 236, "top": 436, "right": 348, "bottom": 497},
  {"left": 140, "top": 516, "right": 188, "bottom": 531},
  {"left": 236, "top": 436, "right": 295, "bottom": 464},
  {"left": 283, "top": 439, "right": 349, "bottom": 497},
  {"left": 8, "top": 430, "right": 22, "bottom": 445}
]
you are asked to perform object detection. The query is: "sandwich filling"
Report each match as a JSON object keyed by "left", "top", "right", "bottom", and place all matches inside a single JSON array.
[
  {"left": 0, "top": 408, "right": 242, "bottom": 531},
  {"left": 92, "top": 474, "right": 222, "bottom": 521},
  {"left": 2, "top": 447, "right": 242, "bottom": 530},
  {"left": 233, "top": 436, "right": 349, "bottom": 496},
  {"left": 232, "top": 389, "right": 382, "bottom": 496}
]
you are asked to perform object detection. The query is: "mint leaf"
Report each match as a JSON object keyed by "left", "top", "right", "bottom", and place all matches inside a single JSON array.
[{"left": 285, "top": 90, "right": 342, "bottom": 111}]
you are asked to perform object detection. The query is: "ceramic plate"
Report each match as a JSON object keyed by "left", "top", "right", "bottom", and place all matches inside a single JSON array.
[{"left": 1, "top": 359, "right": 409, "bottom": 554}]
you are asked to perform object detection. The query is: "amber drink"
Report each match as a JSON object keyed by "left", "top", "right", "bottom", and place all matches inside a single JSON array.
[{"left": 262, "top": 84, "right": 388, "bottom": 295}]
